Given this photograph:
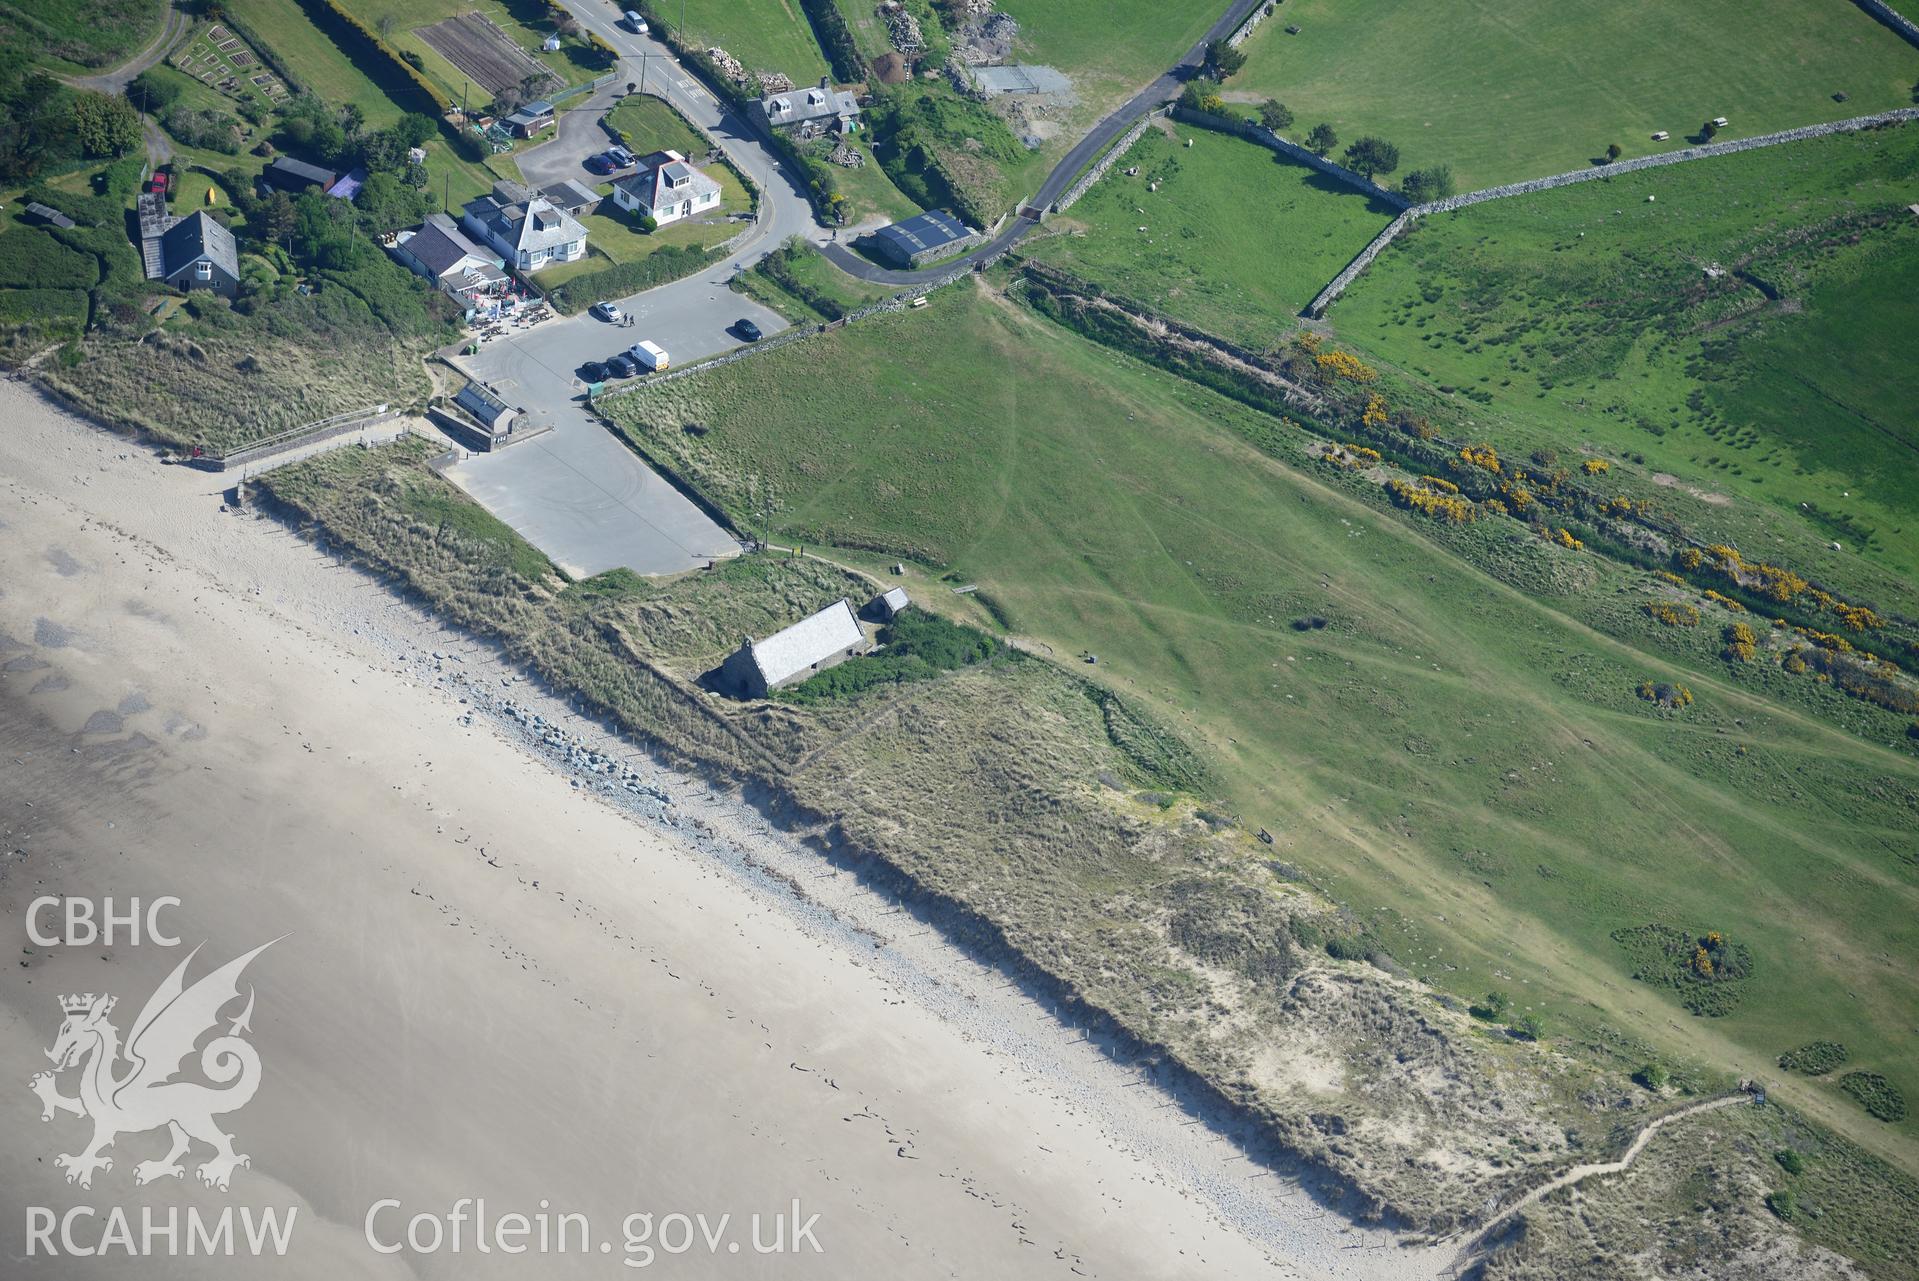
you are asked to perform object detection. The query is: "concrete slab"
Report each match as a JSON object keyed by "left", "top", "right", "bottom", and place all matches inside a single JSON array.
[{"left": 444, "top": 421, "right": 740, "bottom": 578}]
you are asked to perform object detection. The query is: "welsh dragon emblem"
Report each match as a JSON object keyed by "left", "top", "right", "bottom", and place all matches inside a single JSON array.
[{"left": 29, "top": 939, "right": 278, "bottom": 1191}]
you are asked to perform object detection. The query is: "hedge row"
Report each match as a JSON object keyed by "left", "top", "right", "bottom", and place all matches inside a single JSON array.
[
  {"left": 797, "top": 0, "right": 865, "bottom": 84},
  {"left": 545, "top": 243, "right": 721, "bottom": 314},
  {"left": 217, "top": 5, "right": 308, "bottom": 96},
  {"left": 302, "top": 0, "right": 453, "bottom": 113}
]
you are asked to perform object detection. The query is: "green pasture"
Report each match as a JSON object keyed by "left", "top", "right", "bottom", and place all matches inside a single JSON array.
[
  {"left": 1232, "top": 0, "right": 1919, "bottom": 189},
  {"left": 1332, "top": 123, "right": 1919, "bottom": 581},
  {"left": 668, "top": 0, "right": 829, "bottom": 84},
  {"left": 607, "top": 92, "right": 708, "bottom": 158},
  {"left": 3, "top": 0, "right": 164, "bottom": 70},
  {"left": 1028, "top": 123, "right": 1395, "bottom": 346},
  {"left": 605, "top": 282, "right": 1919, "bottom": 1169},
  {"left": 223, "top": 0, "right": 405, "bottom": 125}
]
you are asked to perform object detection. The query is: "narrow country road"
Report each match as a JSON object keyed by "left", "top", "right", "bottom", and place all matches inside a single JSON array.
[{"left": 820, "top": 0, "right": 1269, "bottom": 285}]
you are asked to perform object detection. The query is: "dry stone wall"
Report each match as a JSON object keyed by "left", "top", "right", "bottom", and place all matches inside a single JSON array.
[
  {"left": 1052, "top": 109, "right": 1167, "bottom": 213},
  {"left": 1854, "top": 0, "right": 1919, "bottom": 48},
  {"left": 1309, "top": 108, "right": 1919, "bottom": 316}
]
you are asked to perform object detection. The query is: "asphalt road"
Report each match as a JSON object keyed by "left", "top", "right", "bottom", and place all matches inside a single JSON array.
[
  {"left": 447, "top": 0, "right": 1265, "bottom": 577},
  {"left": 822, "top": 0, "right": 1270, "bottom": 286}
]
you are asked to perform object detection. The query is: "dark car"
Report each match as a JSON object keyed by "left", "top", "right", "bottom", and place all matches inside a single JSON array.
[
  {"left": 584, "top": 154, "right": 613, "bottom": 175},
  {"left": 605, "top": 353, "right": 638, "bottom": 379},
  {"left": 735, "top": 318, "right": 763, "bottom": 342},
  {"left": 579, "top": 359, "right": 610, "bottom": 383}
]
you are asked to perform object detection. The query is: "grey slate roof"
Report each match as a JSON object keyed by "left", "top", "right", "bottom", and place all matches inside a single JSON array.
[
  {"left": 463, "top": 188, "right": 587, "bottom": 256},
  {"left": 403, "top": 213, "right": 490, "bottom": 278},
  {"left": 159, "top": 211, "right": 238, "bottom": 283},
  {"left": 538, "top": 179, "right": 601, "bottom": 213},
  {"left": 759, "top": 77, "right": 860, "bottom": 126},
  {"left": 873, "top": 210, "right": 969, "bottom": 261},
  {"left": 453, "top": 382, "right": 515, "bottom": 431},
  {"left": 878, "top": 587, "right": 910, "bottom": 617},
  {"left": 614, "top": 150, "right": 720, "bottom": 213},
  {"left": 264, "top": 156, "right": 337, "bottom": 188},
  {"left": 746, "top": 600, "right": 864, "bottom": 689},
  {"left": 24, "top": 201, "right": 76, "bottom": 228}
]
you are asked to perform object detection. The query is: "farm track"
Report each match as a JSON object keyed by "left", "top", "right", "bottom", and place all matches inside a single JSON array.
[{"left": 59, "top": 0, "right": 189, "bottom": 94}]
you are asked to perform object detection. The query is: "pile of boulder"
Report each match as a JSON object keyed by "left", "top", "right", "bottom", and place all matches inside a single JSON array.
[
  {"left": 877, "top": 2, "right": 926, "bottom": 54},
  {"left": 758, "top": 70, "right": 795, "bottom": 93},
  {"left": 828, "top": 139, "right": 865, "bottom": 167},
  {"left": 954, "top": 10, "right": 1018, "bottom": 64},
  {"left": 707, "top": 46, "right": 747, "bottom": 83}
]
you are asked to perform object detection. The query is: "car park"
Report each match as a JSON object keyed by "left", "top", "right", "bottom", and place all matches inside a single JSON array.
[{"left": 590, "top": 301, "right": 625, "bottom": 323}]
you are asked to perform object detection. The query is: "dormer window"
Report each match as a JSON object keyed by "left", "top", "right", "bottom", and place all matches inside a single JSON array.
[{"left": 194, "top": 261, "right": 212, "bottom": 279}]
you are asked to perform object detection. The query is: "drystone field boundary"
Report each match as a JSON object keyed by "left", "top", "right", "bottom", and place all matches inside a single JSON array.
[
  {"left": 1171, "top": 105, "right": 1412, "bottom": 209},
  {"left": 1227, "top": 0, "right": 1276, "bottom": 46},
  {"left": 1307, "top": 107, "right": 1919, "bottom": 316},
  {"left": 1855, "top": 0, "right": 1919, "bottom": 48},
  {"left": 1052, "top": 108, "right": 1168, "bottom": 213}
]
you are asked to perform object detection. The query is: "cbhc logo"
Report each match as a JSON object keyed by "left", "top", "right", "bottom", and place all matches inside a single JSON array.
[{"left": 27, "top": 897, "right": 183, "bottom": 947}]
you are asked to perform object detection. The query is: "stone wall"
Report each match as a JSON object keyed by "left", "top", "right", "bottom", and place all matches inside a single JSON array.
[
  {"left": 1052, "top": 109, "right": 1167, "bottom": 213},
  {"left": 1307, "top": 108, "right": 1919, "bottom": 316},
  {"left": 1854, "top": 0, "right": 1919, "bottom": 48},
  {"left": 1169, "top": 106, "right": 1411, "bottom": 209},
  {"left": 1227, "top": 0, "right": 1277, "bottom": 46}
]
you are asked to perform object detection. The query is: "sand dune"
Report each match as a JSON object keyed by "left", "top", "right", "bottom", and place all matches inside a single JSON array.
[{"left": 0, "top": 383, "right": 1435, "bottom": 1279}]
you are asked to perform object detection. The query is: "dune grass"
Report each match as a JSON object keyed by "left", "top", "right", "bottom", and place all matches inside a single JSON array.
[
  {"left": 604, "top": 282, "right": 1919, "bottom": 1172},
  {"left": 1232, "top": 0, "right": 1919, "bottom": 191}
]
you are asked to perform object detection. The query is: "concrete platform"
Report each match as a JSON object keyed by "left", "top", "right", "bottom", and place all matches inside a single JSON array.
[{"left": 443, "top": 420, "right": 740, "bottom": 578}]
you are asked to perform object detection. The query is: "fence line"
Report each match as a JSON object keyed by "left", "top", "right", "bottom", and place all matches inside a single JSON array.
[
  {"left": 190, "top": 404, "right": 400, "bottom": 472},
  {"left": 1308, "top": 107, "right": 1919, "bottom": 316}
]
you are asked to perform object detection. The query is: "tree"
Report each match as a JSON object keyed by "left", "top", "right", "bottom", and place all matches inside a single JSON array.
[
  {"left": 1203, "top": 39, "right": 1247, "bottom": 80},
  {"left": 253, "top": 190, "right": 298, "bottom": 247},
  {"left": 1305, "top": 122, "right": 1337, "bottom": 157},
  {"left": 1510, "top": 1013, "right": 1544, "bottom": 1042},
  {"left": 354, "top": 170, "right": 432, "bottom": 233},
  {"left": 1633, "top": 1062, "right": 1670, "bottom": 1091},
  {"left": 1398, "top": 165, "right": 1454, "bottom": 202},
  {"left": 1257, "top": 99, "right": 1293, "bottom": 132},
  {"left": 1342, "top": 135, "right": 1400, "bottom": 181},
  {"left": 69, "top": 90, "right": 142, "bottom": 158},
  {"left": 1701, "top": 120, "right": 1719, "bottom": 140},
  {"left": 1604, "top": 142, "right": 1622, "bottom": 162},
  {"left": 129, "top": 68, "right": 181, "bottom": 115},
  {"left": 1178, "top": 78, "right": 1224, "bottom": 115},
  {"left": 340, "top": 102, "right": 366, "bottom": 138}
]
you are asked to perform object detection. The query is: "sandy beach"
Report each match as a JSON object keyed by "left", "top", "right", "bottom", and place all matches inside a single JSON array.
[{"left": 0, "top": 382, "right": 1439, "bottom": 1280}]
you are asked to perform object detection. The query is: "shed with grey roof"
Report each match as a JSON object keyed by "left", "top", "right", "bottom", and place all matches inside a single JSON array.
[
  {"left": 868, "top": 209, "right": 976, "bottom": 268},
  {"left": 721, "top": 599, "right": 867, "bottom": 698}
]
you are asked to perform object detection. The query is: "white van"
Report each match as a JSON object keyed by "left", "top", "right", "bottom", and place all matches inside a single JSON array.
[{"left": 629, "top": 340, "right": 669, "bottom": 372}]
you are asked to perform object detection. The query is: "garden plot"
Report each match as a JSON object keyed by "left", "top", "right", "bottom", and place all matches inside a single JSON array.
[{"left": 417, "top": 12, "right": 556, "bottom": 99}]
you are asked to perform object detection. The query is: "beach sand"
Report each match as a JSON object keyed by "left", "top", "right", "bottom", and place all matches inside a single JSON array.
[{"left": 0, "top": 383, "right": 1437, "bottom": 1279}]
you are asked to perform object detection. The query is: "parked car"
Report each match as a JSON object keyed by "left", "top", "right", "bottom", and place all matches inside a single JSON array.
[
  {"left": 584, "top": 153, "right": 614, "bottom": 175},
  {"left": 590, "top": 300, "right": 625, "bottom": 323},
  {"left": 579, "top": 359, "right": 610, "bottom": 382},
  {"left": 146, "top": 170, "right": 171, "bottom": 196},
  {"left": 605, "top": 145, "right": 636, "bottom": 169},
  {"left": 735, "top": 318, "right": 763, "bottom": 342},
  {"left": 606, "top": 352, "right": 638, "bottom": 378},
  {"left": 622, "top": 10, "right": 648, "bottom": 34}
]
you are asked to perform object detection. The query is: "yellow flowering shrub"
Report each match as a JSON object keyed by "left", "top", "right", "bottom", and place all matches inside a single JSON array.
[
  {"left": 1385, "top": 478, "right": 1477, "bottom": 524},
  {"left": 1645, "top": 601, "right": 1702, "bottom": 627},
  {"left": 1581, "top": 459, "right": 1610, "bottom": 475},
  {"left": 1459, "top": 444, "right": 1501, "bottom": 473},
  {"left": 1314, "top": 349, "right": 1377, "bottom": 382}
]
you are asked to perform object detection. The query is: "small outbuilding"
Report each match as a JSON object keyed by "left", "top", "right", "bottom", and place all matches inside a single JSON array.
[
  {"left": 867, "top": 209, "right": 976, "bottom": 269},
  {"left": 721, "top": 599, "right": 867, "bottom": 698},
  {"left": 23, "top": 201, "right": 76, "bottom": 229},
  {"left": 261, "top": 155, "right": 339, "bottom": 195},
  {"left": 869, "top": 587, "right": 910, "bottom": 621},
  {"left": 504, "top": 100, "right": 556, "bottom": 138}
]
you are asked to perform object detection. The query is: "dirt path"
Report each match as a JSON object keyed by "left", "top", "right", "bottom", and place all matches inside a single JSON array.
[{"left": 1450, "top": 1094, "right": 1752, "bottom": 1272}]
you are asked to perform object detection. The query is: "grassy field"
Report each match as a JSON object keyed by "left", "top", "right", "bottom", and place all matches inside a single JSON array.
[
  {"left": 732, "top": 239, "right": 896, "bottom": 322},
  {"left": 669, "top": 0, "right": 829, "bottom": 84},
  {"left": 1332, "top": 122, "right": 1919, "bottom": 582},
  {"left": 606, "top": 93, "right": 709, "bottom": 158},
  {"left": 1028, "top": 122, "right": 1395, "bottom": 347},
  {"left": 1231, "top": 0, "right": 1919, "bottom": 190},
  {"left": 223, "top": 0, "right": 404, "bottom": 124},
  {"left": 996, "top": 0, "right": 1219, "bottom": 109},
  {"left": 605, "top": 283, "right": 1919, "bottom": 1175},
  {"left": 2, "top": 0, "right": 163, "bottom": 69}
]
